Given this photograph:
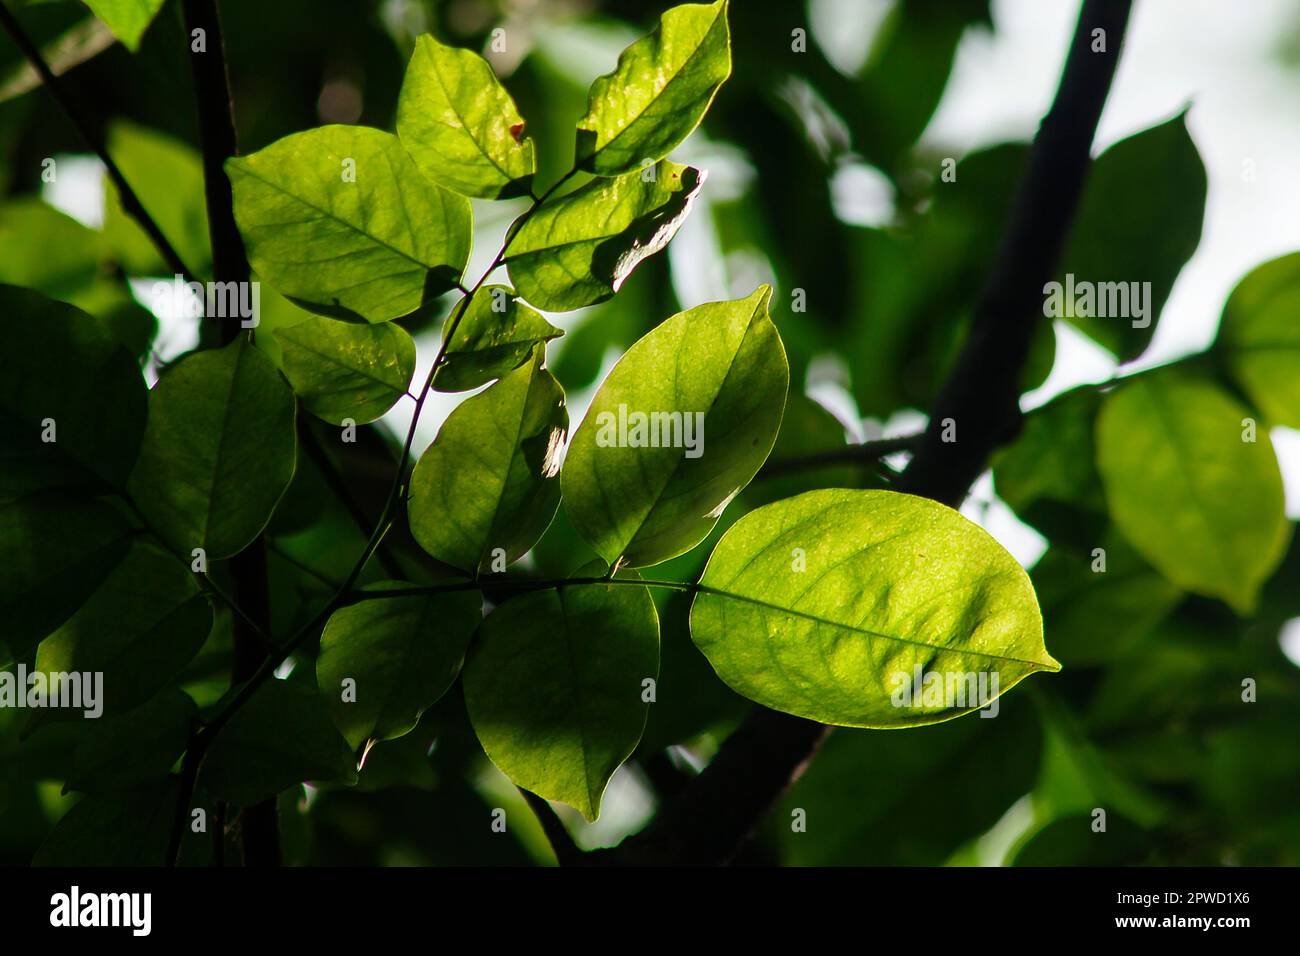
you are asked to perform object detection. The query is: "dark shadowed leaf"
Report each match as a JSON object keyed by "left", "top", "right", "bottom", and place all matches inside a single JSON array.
[
  {"left": 317, "top": 582, "right": 481, "bottom": 750},
  {"left": 201, "top": 678, "right": 357, "bottom": 806},
  {"left": 129, "top": 339, "right": 297, "bottom": 560},
  {"left": 0, "top": 285, "right": 147, "bottom": 494},
  {"left": 777, "top": 694, "right": 1042, "bottom": 864},
  {"left": 463, "top": 571, "right": 659, "bottom": 820},
  {"left": 34, "top": 541, "right": 213, "bottom": 718},
  {"left": 66, "top": 690, "right": 197, "bottom": 794},
  {"left": 0, "top": 493, "right": 131, "bottom": 662},
  {"left": 275, "top": 315, "right": 416, "bottom": 425},
  {"left": 1054, "top": 114, "right": 1206, "bottom": 359},
  {"left": 33, "top": 779, "right": 197, "bottom": 866}
]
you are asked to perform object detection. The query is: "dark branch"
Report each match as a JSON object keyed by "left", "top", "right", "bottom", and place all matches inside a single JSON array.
[
  {"left": 757, "top": 434, "right": 918, "bottom": 480},
  {"left": 899, "top": 0, "right": 1132, "bottom": 506},
  {"left": 520, "top": 789, "right": 584, "bottom": 867},
  {"left": 180, "top": 0, "right": 280, "bottom": 867},
  {"left": 183, "top": 0, "right": 246, "bottom": 325},
  {"left": 607, "top": 0, "right": 1134, "bottom": 867}
]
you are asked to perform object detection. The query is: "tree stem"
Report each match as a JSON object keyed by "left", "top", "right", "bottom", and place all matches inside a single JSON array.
[{"left": 180, "top": 0, "right": 280, "bottom": 867}]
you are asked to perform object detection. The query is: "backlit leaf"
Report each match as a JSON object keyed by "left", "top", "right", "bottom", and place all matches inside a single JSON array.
[
  {"left": 504, "top": 161, "right": 702, "bottom": 311},
  {"left": 690, "top": 488, "right": 1058, "bottom": 728},
  {"left": 228, "top": 125, "right": 471, "bottom": 322},
  {"left": 1095, "top": 370, "right": 1289, "bottom": 613},
  {"left": 396, "top": 34, "right": 537, "bottom": 199},
  {"left": 1217, "top": 251, "right": 1300, "bottom": 428},
  {"left": 81, "top": 0, "right": 166, "bottom": 52},
  {"left": 575, "top": 0, "right": 730, "bottom": 176},
  {"left": 409, "top": 348, "right": 566, "bottom": 573},
  {"left": 563, "top": 286, "right": 787, "bottom": 568}
]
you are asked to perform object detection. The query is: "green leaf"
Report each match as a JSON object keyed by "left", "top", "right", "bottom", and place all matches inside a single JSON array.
[
  {"left": 1033, "top": 535, "right": 1182, "bottom": 668},
  {"left": 200, "top": 678, "right": 357, "bottom": 806},
  {"left": 0, "top": 284, "right": 147, "bottom": 495},
  {"left": 1011, "top": 813, "right": 1153, "bottom": 866},
  {"left": 504, "top": 161, "right": 703, "bottom": 311},
  {"left": 1054, "top": 113, "right": 1206, "bottom": 359},
  {"left": 128, "top": 339, "right": 297, "bottom": 560},
  {"left": 462, "top": 572, "right": 659, "bottom": 820},
  {"left": 275, "top": 315, "right": 416, "bottom": 424},
  {"left": 690, "top": 488, "right": 1058, "bottom": 728},
  {"left": 228, "top": 125, "right": 471, "bottom": 322},
  {"left": 575, "top": 0, "right": 731, "bottom": 176},
  {"left": 432, "top": 286, "right": 563, "bottom": 393},
  {"left": 317, "top": 582, "right": 482, "bottom": 751},
  {"left": 409, "top": 348, "right": 567, "bottom": 573},
  {"left": 1095, "top": 370, "right": 1290, "bottom": 613},
  {"left": 396, "top": 34, "right": 537, "bottom": 199},
  {"left": 0, "top": 198, "right": 104, "bottom": 301},
  {"left": 102, "top": 121, "right": 211, "bottom": 276},
  {"left": 33, "top": 779, "right": 192, "bottom": 866},
  {"left": 81, "top": 0, "right": 166, "bottom": 52},
  {"left": 1217, "top": 251, "right": 1300, "bottom": 428},
  {"left": 777, "top": 694, "right": 1042, "bottom": 865},
  {"left": 994, "top": 388, "right": 1105, "bottom": 517},
  {"left": 35, "top": 541, "right": 213, "bottom": 718},
  {"left": 67, "top": 690, "right": 197, "bottom": 794},
  {"left": 0, "top": 493, "right": 132, "bottom": 662},
  {"left": 563, "top": 286, "right": 787, "bottom": 568}
]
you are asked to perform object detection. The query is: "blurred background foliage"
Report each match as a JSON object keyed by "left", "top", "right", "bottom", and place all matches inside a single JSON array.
[{"left": 3, "top": 0, "right": 1300, "bottom": 866}]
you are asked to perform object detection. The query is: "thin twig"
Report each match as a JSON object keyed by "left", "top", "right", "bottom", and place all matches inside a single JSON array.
[
  {"left": 0, "top": 0, "right": 194, "bottom": 279},
  {"left": 519, "top": 789, "right": 583, "bottom": 866},
  {"left": 757, "top": 434, "right": 919, "bottom": 479}
]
